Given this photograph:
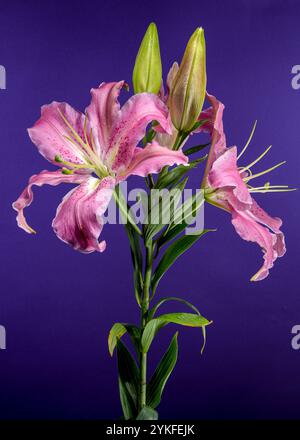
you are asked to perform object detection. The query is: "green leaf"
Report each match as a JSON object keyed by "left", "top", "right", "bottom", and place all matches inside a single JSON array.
[
  {"left": 113, "top": 186, "right": 141, "bottom": 236},
  {"left": 190, "top": 118, "right": 209, "bottom": 132},
  {"left": 155, "top": 158, "right": 205, "bottom": 190},
  {"left": 144, "top": 185, "right": 186, "bottom": 243},
  {"left": 125, "top": 223, "right": 143, "bottom": 304},
  {"left": 108, "top": 323, "right": 140, "bottom": 356},
  {"left": 147, "top": 332, "right": 178, "bottom": 408},
  {"left": 156, "top": 222, "right": 187, "bottom": 250},
  {"left": 117, "top": 340, "right": 139, "bottom": 420},
  {"left": 184, "top": 143, "right": 209, "bottom": 156},
  {"left": 141, "top": 319, "right": 165, "bottom": 353},
  {"left": 155, "top": 190, "right": 207, "bottom": 253},
  {"left": 171, "top": 189, "right": 205, "bottom": 227},
  {"left": 118, "top": 378, "right": 135, "bottom": 421},
  {"left": 115, "top": 183, "right": 143, "bottom": 304},
  {"left": 152, "top": 229, "right": 213, "bottom": 294},
  {"left": 148, "top": 296, "right": 202, "bottom": 321},
  {"left": 158, "top": 312, "right": 211, "bottom": 327},
  {"left": 136, "top": 406, "right": 159, "bottom": 420},
  {"left": 141, "top": 312, "right": 211, "bottom": 353}
]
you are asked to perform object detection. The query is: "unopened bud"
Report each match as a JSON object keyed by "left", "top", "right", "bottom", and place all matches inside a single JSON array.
[
  {"left": 132, "top": 23, "right": 162, "bottom": 94},
  {"left": 169, "top": 27, "right": 206, "bottom": 132}
]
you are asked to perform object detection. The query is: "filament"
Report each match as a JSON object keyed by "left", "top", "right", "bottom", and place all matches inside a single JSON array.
[
  {"left": 241, "top": 145, "right": 272, "bottom": 172},
  {"left": 237, "top": 120, "right": 257, "bottom": 160},
  {"left": 243, "top": 161, "right": 286, "bottom": 182}
]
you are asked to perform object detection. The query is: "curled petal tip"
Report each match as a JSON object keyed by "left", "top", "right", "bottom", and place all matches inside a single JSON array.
[{"left": 12, "top": 201, "right": 37, "bottom": 235}]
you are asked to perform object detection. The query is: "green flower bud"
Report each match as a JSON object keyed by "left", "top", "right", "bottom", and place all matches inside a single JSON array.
[
  {"left": 133, "top": 22, "right": 162, "bottom": 94},
  {"left": 169, "top": 27, "right": 206, "bottom": 133}
]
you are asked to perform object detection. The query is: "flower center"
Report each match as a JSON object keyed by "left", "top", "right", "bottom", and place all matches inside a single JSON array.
[{"left": 56, "top": 110, "right": 111, "bottom": 179}]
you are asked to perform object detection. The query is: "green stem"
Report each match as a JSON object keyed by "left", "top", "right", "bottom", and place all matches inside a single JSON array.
[
  {"left": 113, "top": 189, "right": 142, "bottom": 236},
  {"left": 139, "top": 241, "right": 153, "bottom": 410},
  {"left": 173, "top": 130, "right": 185, "bottom": 151}
]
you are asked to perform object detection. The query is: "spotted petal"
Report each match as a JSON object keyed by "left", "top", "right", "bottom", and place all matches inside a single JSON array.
[
  {"left": 208, "top": 147, "right": 252, "bottom": 204},
  {"left": 12, "top": 170, "right": 88, "bottom": 234},
  {"left": 86, "top": 81, "right": 125, "bottom": 157},
  {"left": 28, "top": 102, "right": 92, "bottom": 167},
  {"left": 52, "top": 176, "right": 115, "bottom": 253},
  {"left": 105, "top": 93, "right": 172, "bottom": 173},
  {"left": 119, "top": 141, "right": 188, "bottom": 180}
]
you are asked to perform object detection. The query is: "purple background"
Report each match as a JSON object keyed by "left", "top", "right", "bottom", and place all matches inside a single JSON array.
[{"left": 0, "top": 0, "right": 299, "bottom": 419}]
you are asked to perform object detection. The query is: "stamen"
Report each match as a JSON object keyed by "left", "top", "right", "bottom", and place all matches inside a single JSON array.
[
  {"left": 241, "top": 145, "right": 272, "bottom": 172},
  {"left": 58, "top": 109, "right": 90, "bottom": 151},
  {"left": 61, "top": 168, "right": 74, "bottom": 175},
  {"left": 244, "top": 161, "right": 286, "bottom": 182},
  {"left": 90, "top": 128, "right": 97, "bottom": 153},
  {"left": 55, "top": 154, "right": 91, "bottom": 170},
  {"left": 237, "top": 120, "right": 257, "bottom": 160},
  {"left": 58, "top": 110, "right": 100, "bottom": 165},
  {"left": 83, "top": 112, "right": 92, "bottom": 150},
  {"left": 249, "top": 184, "right": 289, "bottom": 190},
  {"left": 248, "top": 188, "right": 296, "bottom": 193},
  {"left": 57, "top": 109, "right": 109, "bottom": 178}
]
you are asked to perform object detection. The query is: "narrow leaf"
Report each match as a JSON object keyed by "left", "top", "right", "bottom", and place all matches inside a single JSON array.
[
  {"left": 119, "top": 377, "right": 135, "bottom": 420},
  {"left": 155, "top": 157, "right": 206, "bottom": 190},
  {"left": 184, "top": 143, "right": 209, "bottom": 156},
  {"left": 117, "top": 340, "right": 139, "bottom": 420},
  {"left": 141, "top": 319, "right": 165, "bottom": 353},
  {"left": 145, "top": 186, "right": 185, "bottom": 243},
  {"left": 141, "top": 312, "right": 211, "bottom": 353},
  {"left": 157, "top": 312, "right": 211, "bottom": 327},
  {"left": 147, "top": 332, "right": 179, "bottom": 408},
  {"left": 108, "top": 323, "right": 140, "bottom": 356},
  {"left": 125, "top": 223, "right": 143, "bottom": 304},
  {"left": 148, "top": 296, "right": 201, "bottom": 321},
  {"left": 152, "top": 229, "right": 213, "bottom": 293},
  {"left": 156, "top": 191, "right": 206, "bottom": 252},
  {"left": 109, "top": 323, "right": 127, "bottom": 356},
  {"left": 114, "top": 185, "right": 141, "bottom": 236}
]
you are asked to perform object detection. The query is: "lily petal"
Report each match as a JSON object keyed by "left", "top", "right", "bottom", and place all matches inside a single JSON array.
[
  {"left": 248, "top": 198, "right": 283, "bottom": 234},
  {"left": 200, "top": 94, "right": 227, "bottom": 183},
  {"left": 28, "top": 102, "right": 89, "bottom": 166},
  {"left": 231, "top": 207, "right": 286, "bottom": 282},
  {"left": 106, "top": 93, "right": 172, "bottom": 173},
  {"left": 209, "top": 147, "right": 252, "bottom": 204},
  {"left": 52, "top": 176, "right": 115, "bottom": 253},
  {"left": 86, "top": 81, "right": 125, "bottom": 157},
  {"left": 119, "top": 141, "right": 188, "bottom": 180},
  {"left": 12, "top": 170, "right": 88, "bottom": 234}
]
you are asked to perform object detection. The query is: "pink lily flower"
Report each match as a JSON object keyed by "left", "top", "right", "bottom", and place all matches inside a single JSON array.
[
  {"left": 201, "top": 94, "right": 288, "bottom": 281},
  {"left": 13, "top": 81, "right": 188, "bottom": 253}
]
